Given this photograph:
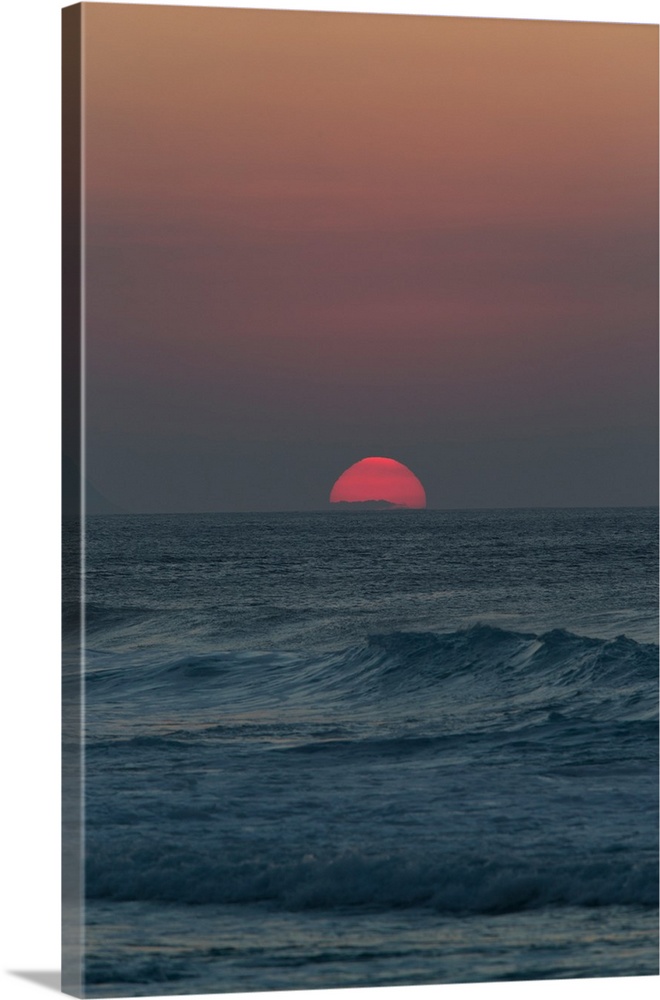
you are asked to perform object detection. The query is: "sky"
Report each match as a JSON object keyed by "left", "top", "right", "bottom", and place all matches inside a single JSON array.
[{"left": 78, "top": 2, "right": 658, "bottom": 511}]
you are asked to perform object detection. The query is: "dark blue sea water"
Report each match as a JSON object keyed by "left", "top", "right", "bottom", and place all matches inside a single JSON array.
[{"left": 72, "top": 508, "right": 658, "bottom": 995}]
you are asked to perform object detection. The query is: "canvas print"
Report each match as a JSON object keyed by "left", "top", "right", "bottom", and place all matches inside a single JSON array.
[{"left": 62, "top": 3, "right": 659, "bottom": 997}]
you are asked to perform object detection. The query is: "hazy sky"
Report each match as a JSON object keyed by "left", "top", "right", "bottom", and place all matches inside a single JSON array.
[{"left": 80, "top": 3, "right": 658, "bottom": 511}]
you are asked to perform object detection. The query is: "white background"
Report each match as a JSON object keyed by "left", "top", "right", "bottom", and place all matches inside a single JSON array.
[{"left": 1, "top": 2, "right": 657, "bottom": 1000}]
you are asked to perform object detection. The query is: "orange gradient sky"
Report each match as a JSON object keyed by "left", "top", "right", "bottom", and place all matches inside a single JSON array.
[{"left": 79, "top": 3, "right": 658, "bottom": 511}]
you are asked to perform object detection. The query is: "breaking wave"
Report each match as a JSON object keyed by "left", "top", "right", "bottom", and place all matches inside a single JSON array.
[
  {"left": 85, "top": 624, "right": 658, "bottom": 723},
  {"left": 85, "top": 844, "right": 658, "bottom": 913}
]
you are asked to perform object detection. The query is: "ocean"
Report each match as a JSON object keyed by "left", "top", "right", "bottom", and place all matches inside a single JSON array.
[{"left": 70, "top": 508, "right": 658, "bottom": 995}]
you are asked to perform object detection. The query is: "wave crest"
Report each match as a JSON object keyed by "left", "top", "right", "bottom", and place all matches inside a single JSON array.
[
  {"left": 86, "top": 845, "right": 658, "bottom": 913},
  {"left": 86, "top": 625, "right": 658, "bottom": 725}
]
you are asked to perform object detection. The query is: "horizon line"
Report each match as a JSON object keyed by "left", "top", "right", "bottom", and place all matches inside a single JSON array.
[{"left": 79, "top": 502, "right": 659, "bottom": 516}]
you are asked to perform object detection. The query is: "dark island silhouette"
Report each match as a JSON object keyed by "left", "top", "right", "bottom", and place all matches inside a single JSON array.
[{"left": 329, "top": 499, "right": 408, "bottom": 510}]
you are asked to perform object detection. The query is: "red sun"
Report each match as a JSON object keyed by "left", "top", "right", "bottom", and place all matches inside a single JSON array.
[{"left": 330, "top": 457, "right": 426, "bottom": 509}]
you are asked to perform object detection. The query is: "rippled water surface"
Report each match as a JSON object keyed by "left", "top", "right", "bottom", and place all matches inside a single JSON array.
[{"left": 71, "top": 509, "right": 658, "bottom": 995}]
